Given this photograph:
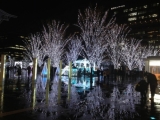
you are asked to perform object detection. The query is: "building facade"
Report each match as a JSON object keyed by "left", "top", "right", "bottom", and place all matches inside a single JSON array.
[{"left": 110, "top": 1, "right": 160, "bottom": 48}]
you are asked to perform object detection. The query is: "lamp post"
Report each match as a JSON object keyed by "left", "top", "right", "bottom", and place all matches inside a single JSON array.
[
  {"left": 31, "top": 58, "right": 37, "bottom": 109},
  {"left": 0, "top": 55, "right": 6, "bottom": 113}
]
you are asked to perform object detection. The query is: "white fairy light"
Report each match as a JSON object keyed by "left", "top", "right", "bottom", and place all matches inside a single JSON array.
[
  {"left": 42, "top": 20, "right": 70, "bottom": 67},
  {"left": 77, "top": 5, "right": 114, "bottom": 68}
]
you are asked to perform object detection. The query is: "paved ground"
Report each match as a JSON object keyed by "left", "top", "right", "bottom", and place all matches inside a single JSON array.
[{"left": 0, "top": 73, "right": 160, "bottom": 120}]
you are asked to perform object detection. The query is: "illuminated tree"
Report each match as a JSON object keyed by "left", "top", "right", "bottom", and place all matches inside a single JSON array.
[
  {"left": 42, "top": 20, "right": 70, "bottom": 68},
  {"left": 23, "top": 33, "right": 43, "bottom": 66},
  {"left": 136, "top": 46, "right": 146, "bottom": 71},
  {"left": 121, "top": 38, "right": 142, "bottom": 70},
  {"left": 106, "top": 24, "right": 129, "bottom": 69},
  {"left": 65, "top": 36, "right": 82, "bottom": 63},
  {"left": 77, "top": 5, "right": 114, "bottom": 68},
  {"left": 65, "top": 36, "right": 83, "bottom": 100}
]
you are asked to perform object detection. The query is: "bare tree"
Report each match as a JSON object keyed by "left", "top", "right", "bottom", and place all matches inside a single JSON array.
[
  {"left": 65, "top": 36, "right": 82, "bottom": 63},
  {"left": 122, "top": 38, "right": 142, "bottom": 70},
  {"left": 136, "top": 46, "right": 147, "bottom": 71},
  {"left": 42, "top": 20, "right": 70, "bottom": 68},
  {"left": 77, "top": 5, "right": 114, "bottom": 68},
  {"left": 23, "top": 33, "right": 43, "bottom": 66},
  {"left": 106, "top": 24, "right": 129, "bottom": 69}
]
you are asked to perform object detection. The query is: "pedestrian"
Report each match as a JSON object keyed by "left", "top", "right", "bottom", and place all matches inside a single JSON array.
[
  {"left": 144, "top": 71, "right": 158, "bottom": 102},
  {"left": 17, "top": 66, "right": 22, "bottom": 78},
  {"left": 136, "top": 79, "right": 148, "bottom": 103},
  {"left": 27, "top": 65, "right": 31, "bottom": 78}
]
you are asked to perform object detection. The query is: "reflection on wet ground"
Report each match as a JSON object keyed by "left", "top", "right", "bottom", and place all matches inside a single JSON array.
[{"left": 0, "top": 72, "right": 160, "bottom": 120}]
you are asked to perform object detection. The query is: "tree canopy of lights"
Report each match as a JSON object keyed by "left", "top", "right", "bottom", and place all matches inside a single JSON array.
[
  {"left": 42, "top": 20, "right": 70, "bottom": 67},
  {"left": 23, "top": 33, "right": 43, "bottom": 66},
  {"left": 122, "top": 38, "right": 142, "bottom": 70},
  {"left": 65, "top": 35, "right": 82, "bottom": 64},
  {"left": 77, "top": 5, "right": 114, "bottom": 67},
  {"left": 106, "top": 24, "right": 129, "bottom": 69}
]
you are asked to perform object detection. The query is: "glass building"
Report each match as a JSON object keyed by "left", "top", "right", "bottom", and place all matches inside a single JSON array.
[{"left": 109, "top": 1, "right": 160, "bottom": 48}]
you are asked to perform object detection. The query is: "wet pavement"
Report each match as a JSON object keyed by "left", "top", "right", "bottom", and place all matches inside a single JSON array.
[{"left": 0, "top": 72, "right": 160, "bottom": 120}]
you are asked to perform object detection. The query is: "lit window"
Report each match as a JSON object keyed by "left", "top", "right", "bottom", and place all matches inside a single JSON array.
[
  {"left": 138, "top": 11, "right": 146, "bottom": 15},
  {"left": 128, "top": 17, "right": 137, "bottom": 21},
  {"left": 134, "top": 7, "right": 137, "bottom": 10},
  {"left": 128, "top": 12, "right": 137, "bottom": 16},
  {"left": 143, "top": 5, "right": 147, "bottom": 8},
  {"left": 123, "top": 9, "right": 128, "bottom": 12},
  {"left": 114, "top": 11, "right": 117, "bottom": 14},
  {"left": 152, "top": 14, "right": 158, "bottom": 17},
  {"left": 153, "top": 3, "right": 159, "bottom": 6},
  {"left": 139, "top": 16, "right": 144, "bottom": 19},
  {"left": 138, "top": 6, "right": 142, "bottom": 9},
  {"left": 20, "top": 36, "right": 24, "bottom": 38},
  {"left": 129, "top": 8, "right": 133, "bottom": 11}
]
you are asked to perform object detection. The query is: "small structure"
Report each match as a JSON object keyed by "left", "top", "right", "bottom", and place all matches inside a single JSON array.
[
  {"left": 145, "top": 56, "right": 160, "bottom": 80},
  {"left": 0, "top": 9, "right": 16, "bottom": 24},
  {"left": 62, "top": 58, "right": 96, "bottom": 76}
]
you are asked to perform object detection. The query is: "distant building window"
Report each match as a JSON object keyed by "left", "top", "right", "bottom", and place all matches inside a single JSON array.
[
  {"left": 143, "top": 5, "right": 147, "bottom": 8},
  {"left": 138, "top": 11, "right": 146, "bottom": 15},
  {"left": 128, "top": 12, "right": 137, "bottom": 16},
  {"left": 139, "top": 16, "right": 144, "bottom": 19},
  {"left": 134, "top": 7, "right": 137, "bottom": 10},
  {"left": 138, "top": 6, "right": 142, "bottom": 9},
  {"left": 123, "top": 9, "right": 128, "bottom": 12},
  {"left": 152, "top": 14, "right": 158, "bottom": 17},
  {"left": 153, "top": 3, "right": 159, "bottom": 6},
  {"left": 111, "top": 5, "right": 125, "bottom": 10},
  {"left": 128, "top": 17, "right": 137, "bottom": 21},
  {"left": 129, "top": 8, "right": 133, "bottom": 11},
  {"left": 149, "top": 40, "right": 155, "bottom": 43}
]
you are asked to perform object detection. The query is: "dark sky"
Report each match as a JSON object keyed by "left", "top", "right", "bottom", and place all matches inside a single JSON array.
[
  {"left": 0, "top": 0, "right": 125, "bottom": 36},
  {"left": 0, "top": 0, "right": 156, "bottom": 36}
]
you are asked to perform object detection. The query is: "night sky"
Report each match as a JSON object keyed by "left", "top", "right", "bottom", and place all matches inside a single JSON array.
[
  {"left": 0, "top": 0, "right": 151, "bottom": 36},
  {"left": 0, "top": 0, "right": 127, "bottom": 36}
]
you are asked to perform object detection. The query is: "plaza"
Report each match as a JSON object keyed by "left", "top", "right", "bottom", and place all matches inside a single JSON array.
[{"left": 0, "top": 67, "right": 160, "bottom": 120}]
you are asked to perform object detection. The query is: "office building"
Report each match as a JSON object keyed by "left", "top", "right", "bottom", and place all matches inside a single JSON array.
[{"left": 110, "top": 0, "right": 160, "bottom": 48}]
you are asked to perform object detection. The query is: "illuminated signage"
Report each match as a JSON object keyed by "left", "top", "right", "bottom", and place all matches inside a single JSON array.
[{"left": 111, "top": 5, "right": 125, "bottom": 10}]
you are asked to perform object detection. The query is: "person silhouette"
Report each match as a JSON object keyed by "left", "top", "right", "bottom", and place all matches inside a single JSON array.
[
  {"left": 137, "top": 78, "right": 148, "bottom": 107},
  {"left": 27, "top": 65, "right": 31, "bottom": 78},
  {"left": 17, "top": 66, "right": 22, "bottom": 78},
  {"left": 144, "top": 71, "right": 158, "bottom": 102}
]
